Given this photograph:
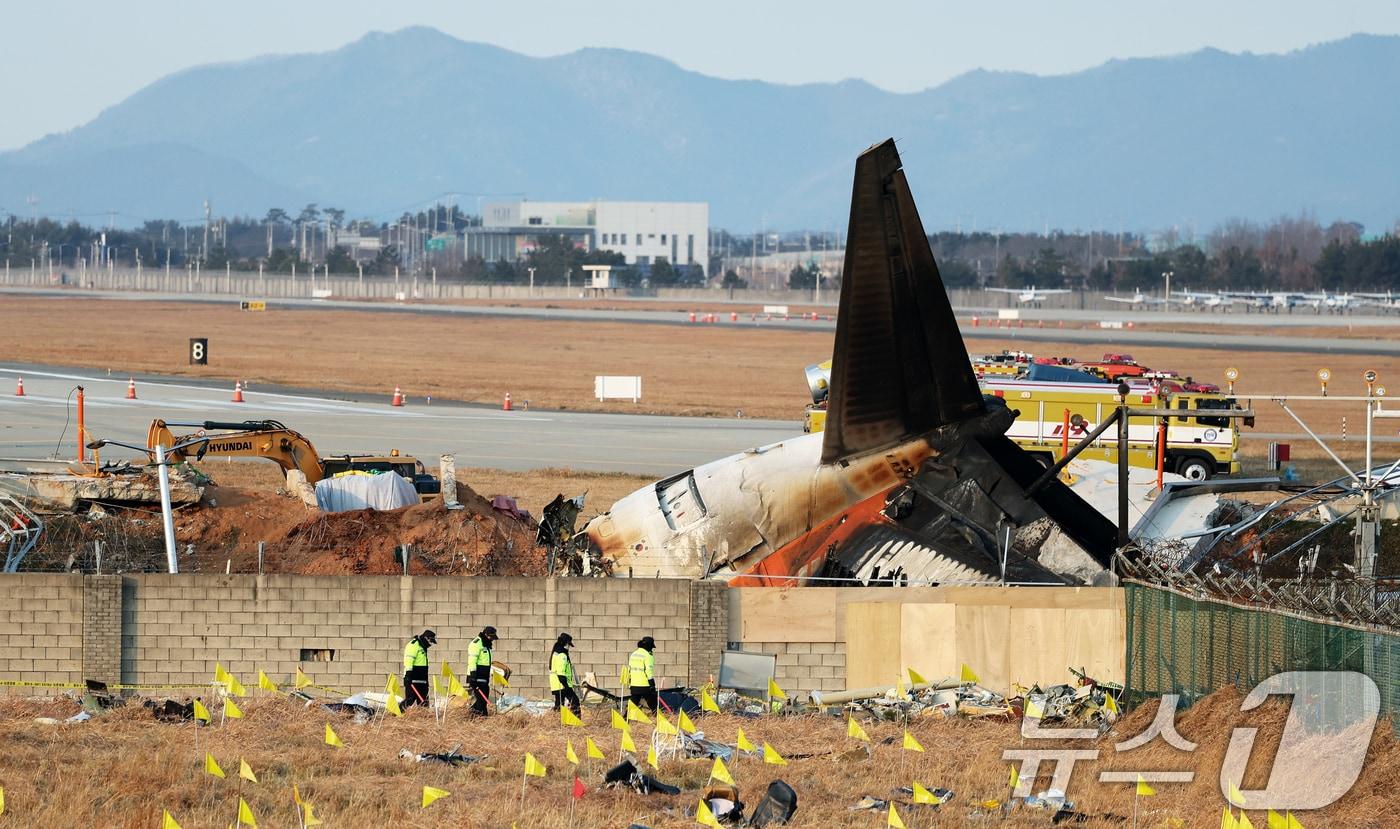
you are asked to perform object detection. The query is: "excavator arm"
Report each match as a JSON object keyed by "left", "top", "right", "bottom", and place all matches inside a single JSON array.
[{"left": 146, "top": 419, "right": 325, "bottom": 484}]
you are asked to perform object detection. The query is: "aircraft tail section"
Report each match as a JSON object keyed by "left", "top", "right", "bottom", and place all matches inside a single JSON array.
[{"left": 822, "top": 139, "right": 984, "bottom": 465}]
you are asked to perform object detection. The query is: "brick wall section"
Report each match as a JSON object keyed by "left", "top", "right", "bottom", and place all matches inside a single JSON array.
[
  {"left": 741, "top": 641, "right": 848, "bottom": 697},
  {"left": 82, "top": 575, "right": 122, "bottom": 684},
  {"left": 0, "top": 574, "right": 84, "bottom": 694},
  {"left": 687, "top": 581, "right": 727, "bottom": 685}
]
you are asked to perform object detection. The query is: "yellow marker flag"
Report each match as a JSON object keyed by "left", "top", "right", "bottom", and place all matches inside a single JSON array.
[
  {"left": 735, "top": 728, "right": 755, "bottom": 752},
  {"left": 887, "top": 802, "right": 907, "bottom": 829},
  {"left": 431, "top": 675, "right": 442, "bottom": 700},
  {"left": 302, "top": 803, "right": 323, "bottom": 827},
  {"left": 204, "top": 753, "right": 225, "bottom": 779},
  {"left": 1009, "top": 763, "right": 1021, "bottom": 791},
  {"left": 193, "top": 699, "right": 211, "bottom": 723},
  {"left": 238, "top": 759, "right": 257, "bottom": 784},
  {"left": 257, "top": 671, "right": 277, "bottom": 693},
  {"left": 295, "top": 668, "right": 311, "bottom": 689},
  {"left": 912, "top": 782, "right": 938, "bottom": 804},
  {"left": 442, "top": 662, "right": 456, "bottom": 680},
  {"left": 656, "top": 712, "right": 679, "bottom": 735},
  {"left": 227, "top": 675, "right": 247, "bottom": 697},
  {"left": 324, "top": 723, "right": 343, "bottom": 748},
  {"left": 492, "top": 670, "right": 510, "bottom": 688},
  {"left": 700, "top": 689, "right": 721, "bottom": 713},
  {"left": 561, "top": 706, "right": 583, "bottom": 727},
  {"left": 524, "top": 752, "right": 547, "bottom": 777},
  {"left": 847, "top": 716, "right": 870, "bottom": 742},
  {"left": 1266, "top": 811, "right": 1287, "bottom": 829},
  {"left": 710, "top": 757, "right": 734, "bottom": 785},
  {"left": 960, "top": 664, "right": 980, "bottom": 684},
  {"left": 386, "top": 692, "right": 403, "bottom": 717},
  {"left": 292, "top": 785, "right": 303, "bottom": 805},
  {"left": 1136, "top": 774, "right": 1155, "bottom": 796},
  {"left": 586, "top": 736, "right": 605, "bottom": 760},
  {"left": 422, "top": 786, "right": 450, "bottom": 808},
  {"left": 215, "top": 663, "right": 232, "bottom": 685},
  {"left": 1024, "top": 698, "right": 1043, "bottom": 720},
  {"left": 679, "top": 710, "right": 698, "bottom": 734},
  {"left": 386, "top": 673, "right": 401, "bottom": 697},
  {"left": 611, "top": 709, "right": 630, "bottom": 731},
  {"left": 0, "top": 787, "right": 5, "bottom": 815},
  {"left": 896, "top": 679, "right": 907, "bottom": 700},
  {"left": 696, "top": 798, "right": 723, "bottom": 828},
  {"left": 162, "top": 809, "right": 182, "bottom": 829},
  {"left": 627, "top": 700, "right": 652, "bottom": 723},
  {"left": 224, "top": 698, "right": 243, "bottom": 719},
  {"left": 1104, "top": 692, "right": 1119, "bottom": 715},
  {"left": 908, "top": 667, "right": 927, "bottom": 685},
  {"left": 566, "top": 739, "right": 580, "bottom": 765},
  {"left": 762, "top": 742, "right": 787, "bottom": 766},
  {"left": 646, "top": 745, "right": 658, "bottom": 770},
  {"left": 902, "top": 730, "right": 924, "bottom": 752},
  {"left": 237, "top": 798, "right": 257, "bottom": 828},
  {"left": 767, "top": 677, "right": 787, "bottom": 700},
  {"left": 1229, "top": 781, "right": 1247, "bottom": 808},
  {"left": 448, "top": 675, "right": 467, "bottom": 698},
  {"left": 1239, "top": 812, "right": 1255, "bottom": 829},
  {"left": 1285, "top": 812, "right": 1305, "bottom": 829},
  {"left": 1222, "top": 807, "right": 1238, "bottom": 829},
  {"left": 620, "top": 730, "right": 638, "bottom": 754}
]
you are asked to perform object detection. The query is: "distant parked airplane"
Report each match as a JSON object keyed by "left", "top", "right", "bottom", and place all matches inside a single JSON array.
[
  {"left": 1103, "top": 289, "right": 1167, "bottom": 307},
  {"left": 986, "top": 286, "right": 1072, "bottom": 305},
  {"left": 1173, "top": 289, "right": 1235, "bottom": 310}
]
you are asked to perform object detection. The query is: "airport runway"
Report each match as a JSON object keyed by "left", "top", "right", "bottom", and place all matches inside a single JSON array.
[
  {"left": 0, "top": 363, "right": 800, "bottom": 477},
  {"left": 4, "top": 287, "right": 1399, "bottom": 355}
]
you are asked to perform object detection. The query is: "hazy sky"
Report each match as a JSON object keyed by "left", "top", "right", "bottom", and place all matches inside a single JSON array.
[{"left": 5, "top": 1, "right": 1400, "bottom": 150}]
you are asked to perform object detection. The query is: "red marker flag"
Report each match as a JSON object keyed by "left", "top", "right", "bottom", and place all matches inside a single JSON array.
[{"left": 572, "top": 777, "right": 586, "bottom": 800}]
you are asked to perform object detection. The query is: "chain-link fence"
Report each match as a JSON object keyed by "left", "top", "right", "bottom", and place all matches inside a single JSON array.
[{"left": 1124, "top": 576, "right": 1400, "bottom": 723}]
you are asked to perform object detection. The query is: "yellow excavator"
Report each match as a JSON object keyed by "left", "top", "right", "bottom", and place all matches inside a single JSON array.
[{"left": 145, "top": 419, "right": 441, "bottom": 498}]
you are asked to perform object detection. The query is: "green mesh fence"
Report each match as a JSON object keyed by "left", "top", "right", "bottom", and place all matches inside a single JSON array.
[{"left": 1125, "top": 580, "right": 1400, "bottom": 720}]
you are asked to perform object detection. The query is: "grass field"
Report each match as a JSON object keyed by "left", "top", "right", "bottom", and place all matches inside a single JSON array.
[
  {"left": 0, "top": 685, "right": 1393, "bottom": 828},
  {"left": 0, "top": 297, "right": 1392, "bottom": 445}
]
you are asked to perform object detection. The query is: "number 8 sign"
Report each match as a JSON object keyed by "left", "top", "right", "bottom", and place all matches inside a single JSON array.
[{"left": 189, "top": 338, "right": 208, "bottom": 365}]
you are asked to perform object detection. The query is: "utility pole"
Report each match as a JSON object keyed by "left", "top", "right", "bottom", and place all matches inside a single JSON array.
[{"left": 202, "top": 200, "right": 211, "bottom": 263}]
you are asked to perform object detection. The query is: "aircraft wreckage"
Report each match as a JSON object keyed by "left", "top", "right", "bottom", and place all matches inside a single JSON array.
[{"left": 578, "top": 138, "right": 1119, "bottom": 585}]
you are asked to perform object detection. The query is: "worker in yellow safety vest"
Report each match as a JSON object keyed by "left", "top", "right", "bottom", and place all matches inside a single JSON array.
[
  {"left": 466, "top": 626, "right": 498, "bottom": 715},
  {"left": 550, "top": 632, "right": 581, "bottom": 716},
  {"left": 401, "top": 629, "right": 436, "bottom": 707},
  {"left": 627, "top": 635, "right": 658, "bottom": 713}
]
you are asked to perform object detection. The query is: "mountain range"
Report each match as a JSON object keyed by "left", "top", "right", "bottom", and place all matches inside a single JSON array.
[{"left": 3, "top": 27, "right": 1398, "bottom": 232}]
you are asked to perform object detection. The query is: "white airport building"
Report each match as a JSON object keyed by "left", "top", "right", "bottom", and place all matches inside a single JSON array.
[{"left": 464, "top": 200, "right": 709, "bottom": 274}]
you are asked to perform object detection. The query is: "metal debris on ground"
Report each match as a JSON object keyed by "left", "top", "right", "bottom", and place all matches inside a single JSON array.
[
  {"left": 603, "top": 759, "right": 681, "bottom": 796},
  {"left": 747, "top": 780, "right": 798, "bottom": 827},
  {"left": 398, "top": 745, "right": 486, "bottom": 766}
]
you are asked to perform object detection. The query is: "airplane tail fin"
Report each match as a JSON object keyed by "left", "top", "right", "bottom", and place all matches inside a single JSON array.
[{"left": 822, "top": 139, "right": 984, "bottom": 465}]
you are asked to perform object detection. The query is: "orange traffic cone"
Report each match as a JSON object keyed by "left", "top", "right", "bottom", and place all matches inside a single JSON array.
[
  {"left": 231, "top": 381, "right": 244, "bottom": 403},
  {"left": 126, "top": 378, "right": 137, "bottom": 399},
  {"left": 15, "top": 377, "right": 25, "bottom": 396},
  {"left": 730, "top": 311, "right": 738, "bottom": 322},
  {"left": 390, "top": 386, "right": 404, "bottom": 407},
  {"left": 503, "top": 392, "right": 513, "bottom": 411}
]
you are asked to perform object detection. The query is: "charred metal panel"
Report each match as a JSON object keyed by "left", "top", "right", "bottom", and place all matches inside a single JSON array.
[{"left": 822, "top": 139, "right": 984, "bottom": 465}]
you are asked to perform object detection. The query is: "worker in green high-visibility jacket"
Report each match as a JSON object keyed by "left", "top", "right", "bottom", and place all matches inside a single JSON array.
[
  {"left": 466, "top": 626, "right": 498, "bottom": 715},
  {"left": 549, "top": 632, "right": 581, "bottom": 716},
  {"left": 401, "top": 629, "right": 436, "bottom": 707},
  {"left": 627, "top": 635, "right": 657, "bottom": 713}
]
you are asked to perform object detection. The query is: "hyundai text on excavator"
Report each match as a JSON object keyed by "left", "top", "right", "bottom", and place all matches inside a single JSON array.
[{"left": 145, "top": 419, "right": 441, "bottom": 498}]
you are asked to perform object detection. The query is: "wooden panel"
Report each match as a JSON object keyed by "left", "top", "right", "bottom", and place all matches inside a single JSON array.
[
  {"left": 844, "top": 602, "right": 904, "bottom": 688},
  {"left": 955, "top": 604, "right": 1011, "bottom": 693},
  {"left": 1063, "top": 608, "right": 1126, "bottom": 684},
  {"left": 939, "top": 586, "right": 1124, "bottom": 610},
  {"left": 898, "top": 604, "right": 959, "bottom": 686},
  {"left": 1007, "top": 608, "right": 1069, "bottom": 689},
  {"left": 734, "top": 588, "right": 838, "bottom": 643}
]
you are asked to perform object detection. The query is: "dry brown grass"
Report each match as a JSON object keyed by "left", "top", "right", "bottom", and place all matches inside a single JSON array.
[
  {"left": 3, "top": 297, "right": 1395, "bottom": 431},
  {"left": 0, "top": 687, "right": 1395, "bottom": 828}
]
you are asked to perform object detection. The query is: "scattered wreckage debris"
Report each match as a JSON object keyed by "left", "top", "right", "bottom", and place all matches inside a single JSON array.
[
  {"left": 399, "top": 745, "right": 486, "bottom": 766},
  {"left": 604, "top": 759, "right": 681, "bottom": 796}
]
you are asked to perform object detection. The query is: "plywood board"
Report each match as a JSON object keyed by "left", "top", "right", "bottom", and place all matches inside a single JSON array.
[
  {"left": 844, "top": 602, "right": 904, "bottom": 688},
  {"left": 955, "top": 604, "right": 1011, "bottom": 693},
  {"left": 939, "top": 586, "right": 1124, "bottom": 610},
  {"left": 899, "top": 604, "right": 959, "bottom": 686},
  {"left": 734, "top": 588, "right": 838, "bottom": 643},
  {"left": 1007, "top": 608, "right": 1069, "bottom": 689},
  {"left": 1062, "top": 608, "right": 1125, "bottom": 684}
]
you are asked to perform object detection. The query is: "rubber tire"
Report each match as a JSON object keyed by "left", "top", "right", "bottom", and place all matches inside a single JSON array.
[{"left": 1177, "top": 456, "right": 1213, "bottom": 481}]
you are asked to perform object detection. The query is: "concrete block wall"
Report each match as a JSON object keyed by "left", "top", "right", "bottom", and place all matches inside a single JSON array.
[
  {"left": 0, "top": 574, "right": 84, "bottom": 693},
  {"left": 740, "top": 641, "right": 848, "bottom": 695}
]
